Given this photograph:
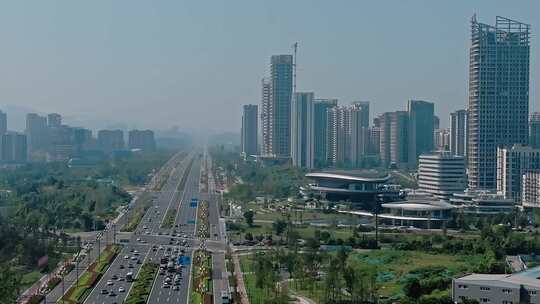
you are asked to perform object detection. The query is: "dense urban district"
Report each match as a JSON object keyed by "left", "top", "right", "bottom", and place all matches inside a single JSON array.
[{"left": 1, "top": 13, "right": 540, "bottom": 304}]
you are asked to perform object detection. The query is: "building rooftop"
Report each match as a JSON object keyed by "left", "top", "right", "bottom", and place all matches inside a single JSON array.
[
  {"left": 306, "top": 170, "right": 390, "bottom": 182},
  {"left": 419, "top": 152, "right": 466, "bottom": 159},
  {"left": 456, "top": 266, "right": 540, "bottom": 288}
]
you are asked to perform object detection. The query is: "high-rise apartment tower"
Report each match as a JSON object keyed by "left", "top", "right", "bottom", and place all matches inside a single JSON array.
[{"left": 468, "top": 16, "right": 530, "bottom": 189}]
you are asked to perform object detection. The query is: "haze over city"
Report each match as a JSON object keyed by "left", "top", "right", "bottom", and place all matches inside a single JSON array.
[
  {"left": 0, "top": 0, "right": 538, "bottom": 133},
  {"left": 4, "top": 2, "right": 540, "bottom": 304}
]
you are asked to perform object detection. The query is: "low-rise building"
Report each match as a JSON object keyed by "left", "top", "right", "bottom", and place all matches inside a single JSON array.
[
  {"left": 453, "top": 267, "right": 540, "bottom": 303},
  {"left": 305, "top": 170, "right": 402, "bottom": 209},
  {"left": 339, "top": 198, "right": 454, "bottom": 229},
  {"left": 450, "top": 190, "right": 516, "bottom": 215},
  {"left": 523, "top": 171, "right": 540, "bottom": 208},
  {"left": 380, "top": 200, "right": 454, "bottom": 229}
]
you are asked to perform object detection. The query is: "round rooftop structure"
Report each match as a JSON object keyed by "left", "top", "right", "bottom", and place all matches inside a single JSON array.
[
  {"left": 382, "top": 200, "right": 455, "bottom": 212},
  {"left": 305, "top": 169, "right": 401, "bottom": 207},
  {"left": 306, "top": 170, "right": 391, "bottom": 183}
]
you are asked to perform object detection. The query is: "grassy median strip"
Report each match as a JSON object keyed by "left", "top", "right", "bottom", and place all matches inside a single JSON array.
[
  {"left": 124, "top": 263, "right": 159, "bottom": 304},
  {"left": 58, "top": 244, "right": 121, "bottom": 304},
  {"left": 196, "top": 201, "right": 210, "bottom": 239},
  {"left": 122, "top": 192, "right": 152, "bottom": 232},
  {"left": 190, "top": 250, "right": 213, "bottom": 304},
  {"left": 161, "top": 159, "right": 194, "bottom": 229},
  {"left": 178, "top": 159, "right": 194, "bottom": 191},
  {"left": 161, "top": 208, "right": 177, "bottom": 229}
]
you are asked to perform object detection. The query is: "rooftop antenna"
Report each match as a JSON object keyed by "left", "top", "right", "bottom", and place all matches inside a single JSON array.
[{"left": 293, "top": 42, "right": 298, "bottom": 95}]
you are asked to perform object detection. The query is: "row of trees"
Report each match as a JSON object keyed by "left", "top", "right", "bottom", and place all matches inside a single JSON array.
[
  {"left": 210, "top": 146, "right": 308, "bottom": 201},
  {"left": 247, "top": 247, "right": 378, "bottom": 304},
  {"left": 0, "top": 151, "right": 174, "bottom": 302}
]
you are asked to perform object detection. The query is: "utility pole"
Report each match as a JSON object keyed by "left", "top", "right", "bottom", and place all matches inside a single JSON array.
[
  {"left": 97, "top": 237, "right": 101, "bottom": 263},
  {"left": 61, "top": 269, "right": 64, "bottom": 301},
  {"left": 76, "top": 237, "right": 80, "bottom": 287}
]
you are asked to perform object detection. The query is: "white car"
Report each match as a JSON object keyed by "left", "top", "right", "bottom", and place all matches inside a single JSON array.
[
  {"left": 118, "top": 287, "right": 125, "bottom": 293},
  {"left": 124, "top": 255, "right": 129, "bottom": 259},
  {"left": 107, "top": 280, "right": 113, "bottom": 286}
]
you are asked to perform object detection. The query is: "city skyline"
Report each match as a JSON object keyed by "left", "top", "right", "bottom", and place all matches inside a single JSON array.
[{"left": 0, "top": 1, "right": 538, "bottom": 133}]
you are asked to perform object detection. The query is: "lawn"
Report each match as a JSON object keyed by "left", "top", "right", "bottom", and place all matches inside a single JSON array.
[
  {"left": 190, "top": 291, "right": 202, "bottom": 304},
  {"left": 254, "top": 207, "right": 358, "bottom": 223},
  {"left": 231, "top": 221, "right": 355, "bottom": 244},
  {"left": 239, "top": 255, "right": 267, "bottom": 304},
  {"left": 20, "top": 271, "right": 43, "bottom": 290},
  {"left": 125, "top": 263, "right": 159, "bottom": 304}
]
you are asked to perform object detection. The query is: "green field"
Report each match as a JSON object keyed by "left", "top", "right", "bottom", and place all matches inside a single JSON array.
[
  {"left": 294, "top": 249, "right": 482, "bottom": 301},
  {"left": 239, "top": 249, "right": 482, "bottom": 303},
  {"left": 125, "top": 263, "right": 159, "bottom": 304}
]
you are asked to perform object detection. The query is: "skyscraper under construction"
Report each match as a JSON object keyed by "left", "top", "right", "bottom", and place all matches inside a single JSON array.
[{"left": 468, "top": 16, "right": 530, "bottom": 190}]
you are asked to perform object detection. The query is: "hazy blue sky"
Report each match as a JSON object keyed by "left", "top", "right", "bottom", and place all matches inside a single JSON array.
[{"left": 0, "top": 1, "right": 538, "bottom": 132}]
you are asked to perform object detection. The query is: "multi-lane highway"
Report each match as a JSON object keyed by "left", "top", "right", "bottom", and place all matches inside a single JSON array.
[
  {"left": 41, "top": 152, "right": 187, "bottom": 304},
  {"left": 84, "top": 152, "right": 196, "bottom": 304},
  {"left": 145, "top": 155, "right": 200, "bottom": 304},
  {"left": 76, "top": 147, "right": 227, "bottom": 304}
]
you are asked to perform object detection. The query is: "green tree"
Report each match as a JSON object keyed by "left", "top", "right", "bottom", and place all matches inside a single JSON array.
[
  {"left": 404, "top": 277, "right": 423, "bottom": 300},
  {"left": 273, "top": 219, "right": 287, "bottom": 236},
  {"left": 0, "top": 263, "right": 21, "bottom": 302},
  {"left": 243, "top": 210, "right": 254, "bottom": 227}
]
